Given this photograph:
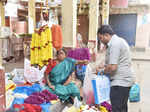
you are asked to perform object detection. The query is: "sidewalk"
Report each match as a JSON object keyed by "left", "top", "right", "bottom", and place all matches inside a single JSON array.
[{"left": 129, "top": 50, "right": 150, "bottom": 112}]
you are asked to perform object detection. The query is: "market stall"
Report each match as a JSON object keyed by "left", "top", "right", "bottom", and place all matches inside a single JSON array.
[{"left": 0, "top": 0, "right": 113, "bottom": 112}]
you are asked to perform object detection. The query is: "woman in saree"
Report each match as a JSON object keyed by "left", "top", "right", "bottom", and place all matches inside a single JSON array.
[{"left": 44, "top": 48, "right": 88, "bottom": 102}]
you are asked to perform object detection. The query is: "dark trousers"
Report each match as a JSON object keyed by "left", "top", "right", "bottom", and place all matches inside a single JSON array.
[{"left": 110, "top": 86, "right": 131, "bottom": 112}]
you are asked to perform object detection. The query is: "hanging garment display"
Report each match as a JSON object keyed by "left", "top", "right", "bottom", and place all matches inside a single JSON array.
[
  {"left": 30, "top": 25, "right": 53, "bottom": 68},
  {"left": 51, "top": 25, "right": 63, "bottom": 50}
]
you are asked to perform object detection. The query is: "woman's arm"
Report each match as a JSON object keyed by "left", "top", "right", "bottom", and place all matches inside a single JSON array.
[
  {"left": 76, "top": 60, "right": 89, "bottom": 65},
  {"left": 45, "top": 74, "right": 55, "bottom": 90},
  {"left": 63, "top": 75, "right": 72, "bottom": 86},
  {"left": 63, "top": 72, "right": 75, "bottom": 86}
]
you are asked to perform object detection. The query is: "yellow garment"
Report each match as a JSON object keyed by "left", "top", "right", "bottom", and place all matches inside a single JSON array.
[
  {"left": 65, "top": 106, "right": 80, "bottom": 112},
  {"left": 50, "top": 99, "right": 59, "bottom": 104},
  {"left": 30, "top": 26, "right": 53, "bottom": 67},
  {"left": 99, "top": 106, "right": 108, "bottom": 112},
  {"left": 6, "top": 80, "right": 16, "bottom": 91}
]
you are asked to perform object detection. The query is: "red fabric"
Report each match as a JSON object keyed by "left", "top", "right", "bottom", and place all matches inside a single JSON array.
[
  {"left": 16, "top": 82, "right": 32, "bottom": 87},
  {"left": 45, "top": 59, "right": 57, "bottom": 75},
  {"left": 51, "top": 25, "right": 63, "bottom": 50},
  {"left": 13, "top": 104, "right": 42, "bottom": 112}
]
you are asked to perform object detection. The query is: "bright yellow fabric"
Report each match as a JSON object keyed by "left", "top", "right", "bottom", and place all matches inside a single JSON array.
[
  {"left": 99, "top": 106, "right": 108, "bottom": 112},
  {"left": 30, "top": 26, "right": 53, "bottom": 67}
]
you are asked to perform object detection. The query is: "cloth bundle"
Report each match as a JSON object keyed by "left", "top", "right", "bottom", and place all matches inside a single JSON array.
[
  {"left": 13, "top": 84, "right": 41, "bottom": 96},
  {"left": 67, "top": 48, "right": 90, "bottom": 60},
  {"left": 51, "top": 25, "right": 63, "bottom": 50},
  {"left": 24, "top": 90, "right": 58, "bottom": 105},
  {"left": 13, "top": 103, "right": 42, "bottom": 112}
]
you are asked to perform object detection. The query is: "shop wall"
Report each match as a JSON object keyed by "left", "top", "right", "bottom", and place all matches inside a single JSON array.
[
  {"left": 135, "top": 13, "right": 150, "bottom": 49},
  {"left": 109, "top": 14, "right": 137, "bottom": 46},
  {"left": 110, "top": 5, "right": 150, "bottom": 49},
  {"left": 77, "top": 15, "right": 89, "bottom": 44}
]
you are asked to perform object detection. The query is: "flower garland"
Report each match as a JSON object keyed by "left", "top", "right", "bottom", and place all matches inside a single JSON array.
[{"left": 30, "top": 25, "right": 53, "bottom": 68}]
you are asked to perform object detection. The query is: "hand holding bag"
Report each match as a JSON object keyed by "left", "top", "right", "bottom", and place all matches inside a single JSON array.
[{"left": 92, "top": 71, "right": 110, "bottom": 104}]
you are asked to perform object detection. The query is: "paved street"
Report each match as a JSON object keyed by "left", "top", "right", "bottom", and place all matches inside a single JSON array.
[{"left": 129, "top": 51, "right": 150, "bottom": 112}]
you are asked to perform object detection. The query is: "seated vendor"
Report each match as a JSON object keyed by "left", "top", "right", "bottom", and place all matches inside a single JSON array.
[{"left": 44, "top": 48, "right": 88, "bottom": 102}]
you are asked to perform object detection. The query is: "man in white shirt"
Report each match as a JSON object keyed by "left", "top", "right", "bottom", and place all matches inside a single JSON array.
[{"left": 97, "top": 25, "right": 135, "bottom": 112}]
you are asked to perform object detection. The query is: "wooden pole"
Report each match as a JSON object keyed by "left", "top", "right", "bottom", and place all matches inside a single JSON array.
[
  {"left": 0, "top": 2, "right": 5, "bottom": 27},
  {"left": 0, "top": 2, "right": 5, "bottom": 67},
  {"left": 62, "top": 0, "right": 77, "bottom": 48},
  {"left": 88, "top": 0, "right": 99, "bottom": 52},
  {"left": 28, "top": 0, "right": 36, "bottom": 34}
]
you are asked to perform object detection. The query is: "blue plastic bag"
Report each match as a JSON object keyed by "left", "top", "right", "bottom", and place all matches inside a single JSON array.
[
  {"left": 75, "top": 65, "right": 87, "bottom": 82},
  {"left": 92, "top": 71, "right": 110, "bottom": 104},
  {"left": 129, "top": 83, "right": 140, "bottom": 102}
]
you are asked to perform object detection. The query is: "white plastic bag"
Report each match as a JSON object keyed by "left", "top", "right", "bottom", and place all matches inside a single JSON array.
[
  {"left": 74, "top": 97, "right": 82, "bottom": 108},
  {"left": 83, "top": 64, "right": 97, "bottom": 105},
  {"left": 92, "top": 72, "right": 110, "bottom": 104},
  {"left": 12, "top": 69, "right": 25, "bottom": 84},
  {"left": 24, "top": 58, "right": 46, "bottom": 83}
]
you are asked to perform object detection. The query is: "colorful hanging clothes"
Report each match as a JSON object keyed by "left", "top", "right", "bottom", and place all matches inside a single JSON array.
[
  {"left": 44, "top": 58, "right": 80, "bottom": 101},
  {"left": 30, "top": 25, "right": 53, "bottom": 67},
  {"left": 51, "top": 25, "right": 63, "bottom": 50}
]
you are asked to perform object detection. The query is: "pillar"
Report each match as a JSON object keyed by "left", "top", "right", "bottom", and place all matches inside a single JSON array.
[
  {"left": 102, "top": 0, "right": 110, "bottom": 25},
  {"left": 62, "top": 0, "right": 77, "bottom": 48},
  {"left": 28, "top": 0, "right": 36, "bottom": 34},
  {"left": 0, "top": 2, "right": 5, "bottom": 67},
  {"left": 0, "top": 3, "right": 5, "bottom": 108},
  {"left": 0, "top": 2, "right": 5, "bottom": 27},
  {"left": 88, "top": 0, "right": 99, "bottom": 52}
]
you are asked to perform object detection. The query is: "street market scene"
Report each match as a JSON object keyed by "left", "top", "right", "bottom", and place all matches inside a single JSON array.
[{"left": 0, "top": 0, "right": 150, "bottom": 112}]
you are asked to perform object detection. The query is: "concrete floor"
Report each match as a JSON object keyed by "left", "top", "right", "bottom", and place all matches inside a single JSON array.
[
  {"left": 129, "top": 60, "right": 150, "bottom": 112},
  {"left": 3, "top": 58, "right": 24, "bottom": 73},
  {"left": 3, "top": 51, "right": 150, "bottom": 112}
]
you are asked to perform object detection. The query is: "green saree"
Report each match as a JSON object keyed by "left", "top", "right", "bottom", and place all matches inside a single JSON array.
[{"left": 45, "top": 58, "right": 80, "bottom": 101}]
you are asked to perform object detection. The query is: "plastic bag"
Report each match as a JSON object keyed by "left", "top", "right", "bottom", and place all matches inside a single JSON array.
[
  {"left": 24, "top": 58, "right": 46, "bottom": 83},
  {"left": 92, "top": 71, "right": 110, "bottom": 104},
  {"left": 83, "top": 64, "right": 97, "bottom": 105},
  {"left": 75, "top": 65, "right": 87, "bottom": 82},
  {"left": 12, "top": 69, "right": 25, "bottom": 84},
  {"left": 49, "top": 101, "right": 66, "bottom": 112},
  {"left": 62, "top": 106, "right": 80, "bottom": 112},
  {"left": 74, "top": 97, "right": 82, "bottom": 108},
  {"left": 129, "top": 83, "right": 140, "bottom": 102}
]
